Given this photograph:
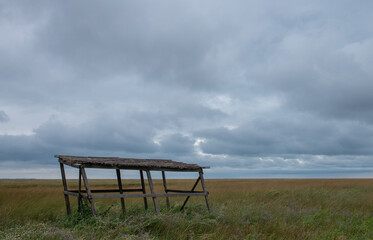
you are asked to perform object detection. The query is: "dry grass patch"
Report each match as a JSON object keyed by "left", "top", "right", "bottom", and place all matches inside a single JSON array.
[{"left": 1, "top": 179, "right": 373, "bottom": 239}]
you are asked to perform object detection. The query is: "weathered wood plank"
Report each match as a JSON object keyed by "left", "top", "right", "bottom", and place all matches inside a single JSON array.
[
  {"left": 59, "top": 163, "right": 71, "bottom": 215},
  {"left": 78, "top": 167, "right": 82, "bottom": 211},
  {"left": 81, "top": 167, "right": 97, "bottom": 217},
  {"left": 90, "top": 192, "right": 208, "bottom": 199},
  {"left": 140, "top": 170, "right": 148, "bottom": 210},
  {"left": 167, "top": 189, "right": 204, "bottom": 193},
  {"left": 146, "top": 170, "right": 160, "bottom": 214},
  {"left": 162, "top": 171, "right": 170, "bottom": 208},
  {"left": 64, "top": 191, "right": 88, "bottom": 198},
  {"left": 56, "top": 155, "right": 209, "bottom": 171},
  {"left": 180, "top": 176, "right": 201, "bottom": 211},
  {"left": 64, "top": 190, "right": 207, "bottom": 198},
  {"left": 199, "top": 170, "right": 210, "bottom": 211},
  {"left": 69, "top": 189, "right": 144, "bottom": 193},
  {"left": 116, "top": 169, "right": 126, "bottom": 214}
]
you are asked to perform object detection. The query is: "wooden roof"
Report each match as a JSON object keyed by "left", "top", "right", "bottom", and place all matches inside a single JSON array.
[{"left": 56, "top": 155, "right": 208, "bottom": 171}]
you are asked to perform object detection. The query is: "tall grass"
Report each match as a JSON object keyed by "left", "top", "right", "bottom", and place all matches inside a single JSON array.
[{"left": 1, "top": 179, "right": 373, "bottom": 239}]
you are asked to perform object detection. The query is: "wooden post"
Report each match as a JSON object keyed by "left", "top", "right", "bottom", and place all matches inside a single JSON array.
[
  {"left": 81, "top": 167, "right": 97, "bottom": 217},
  {"left": 59, "top": 163, "right": 71, "bottom": 215},
  {"left": 161, "top": 171, "right": 170, "bottom": 208},
  {"left": 78, "top": 166, "right": 82, "bottom": 212},
  {"left": 199, "top": 170, "right": 210, "bottom": 211},
  {"left": 146, "top": 170, "right": 160, "bottom": 214},
  {"left": 139, "top": 170, "right": 148, "bottom": 210},
  {"left": 180, "top": 176, "right": 200, "bottom": 211},
  {"left": 116, "top": 169, "right": 126, "bottom": 214}
]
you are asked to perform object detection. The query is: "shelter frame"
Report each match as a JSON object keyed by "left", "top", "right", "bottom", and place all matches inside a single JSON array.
[{"left": 57, "top": 155, "right": 210, "bottom": 216}]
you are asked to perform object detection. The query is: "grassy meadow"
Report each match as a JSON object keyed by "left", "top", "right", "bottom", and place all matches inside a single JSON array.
[{"left": 1, "top": 178, "right": 373, "bottom": 239}]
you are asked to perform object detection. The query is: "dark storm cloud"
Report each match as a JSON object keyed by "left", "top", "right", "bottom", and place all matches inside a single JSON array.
[
  {"left": 1, "top": 0, "right": 373, "bottom": 177},
  {"left": 0, "top": 111, "right": 200, "bottom": 164},
  {"left": 197, "top": 115, "right": 373, "bottom": 156},
  {"left": 34, "top": 117, "right": 158, "bottom": 154},
  {"left": 0, "top": 118, "right": 158, "bottom": 164}
]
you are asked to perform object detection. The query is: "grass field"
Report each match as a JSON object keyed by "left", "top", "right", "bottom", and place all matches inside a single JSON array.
[{"left": 1, "top": 178, "right": 373, "bottom": 239}]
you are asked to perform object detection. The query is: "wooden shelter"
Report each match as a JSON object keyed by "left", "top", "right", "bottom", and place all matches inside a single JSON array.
[{"left": 57, "top": 155, "right": 210, "bottom": 216}]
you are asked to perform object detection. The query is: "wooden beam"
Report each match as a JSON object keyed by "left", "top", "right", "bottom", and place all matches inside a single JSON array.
[
  {"left": 56, "top": 155, "right": 209, "bottom": 172},
  {"left": 116, "top": 169, "right": 125, "bottom": 214},
  {"left": 69, "top": 189, "right": 144, "bottom": 193},
  {"left": 139, "top": 170, "right": 148, "bottom": 210},
  {"left": 146, "top": 170, "right": 160, "bottom": 214},
  {"left": 161, "top": 171, "right": 170, "bottom": 208},
  {"left": 78, "top": 167, "right": 82, "bottom": 211},
  {"left": 64, "top": 191, "right": 207, "bottom": 198},
  {"left": 199, "top": 170, "right": 210, "bottom": 211},
  {"left": 62, "top": 164, "right": 203, "bottom": 172},
  {"left": 63, "top": 191, "right": 88, "bottom": 198},
  {"left": 81, "top": 167, "right": 97, "bottom": 217},
  {"left": 90, "top": 192, "right": 207, "bottom": 199},
  {"left": 180, "top": 176, "right": 200, "bottom": 211},
  {"left": 167, "top": 189, "right": 204, "bottom": 193},
  {"left": 59, "top": 163, "right": 71, "bottom": 215}
]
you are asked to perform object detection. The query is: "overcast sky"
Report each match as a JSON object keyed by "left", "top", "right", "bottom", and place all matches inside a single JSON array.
[{"left": 1, "top": 0, "right": 373, "bottom": 179}]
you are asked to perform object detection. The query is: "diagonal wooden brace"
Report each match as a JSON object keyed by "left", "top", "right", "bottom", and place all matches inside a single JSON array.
[
  {"left": 81, "top": 167, "right": 97, "bottom": 217},
  {"left": 180, "top": 176, "right": 201, "bottom": 211}
]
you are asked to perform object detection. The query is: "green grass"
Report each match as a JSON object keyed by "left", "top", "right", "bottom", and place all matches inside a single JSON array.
[{"left": 1, "top": 179, "right": 373, "bottom": 239}]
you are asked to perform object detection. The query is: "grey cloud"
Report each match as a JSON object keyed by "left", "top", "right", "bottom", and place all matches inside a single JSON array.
[
  {"left": 0, "top": 111, "right": 9, "bottom": 122},
  {"left": 0, "top": 111, "right": 198, "bottom": 164},
  {"left": 259, "top": 37, "right": 373, "bottom": 123},
  {"left": 0, "top": 134, "right": 52, "bottom": 163},
  {"left": 34, "top": 1, "right": 224, "bottom": 89},
  {"left": 1, "top": 0, "right": 373, "bottom": 177},
  {"left": 34, "top": 116, "right": 159, "bottom": 154},
  {"left": 158, "top": 133, "right": 194, "bottom": 154},
  {"left": 197, "top": 115, "right": 373, "bottom": 156},
  {"left": 0, "top": 122, "right": 156, "bottom": 164}
]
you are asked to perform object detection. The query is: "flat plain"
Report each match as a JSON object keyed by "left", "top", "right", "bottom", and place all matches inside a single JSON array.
[{"left": 1, "top": 178, "right": 373, "bottom": 239}]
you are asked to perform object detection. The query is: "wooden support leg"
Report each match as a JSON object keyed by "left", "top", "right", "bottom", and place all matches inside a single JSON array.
[
  {"left": 78, "top": 167, "right": 82, "bottom": 212},
  {"left": 146, "top": 170, "right": 160, "bottom": 214},
  {"left": 161, "top": 171, "right": 170, "bottom": 208},
  {"left": 116, "top": 169, "right": 126, "bottom": 215},
  {"left": 199, "top": 170, "right": 210, "bottom": 211},
  {"left": 59, "top": 163, "right": 71, "bottom": 215},
  {"left": 81, "top": 167, "right": 97, "bottom": 217},
  {"left": 180, "top": 176, "right": 200, "bottom": 211},
  {"left": 139, "top": 170, "right": 148, "bottom": 210}
]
